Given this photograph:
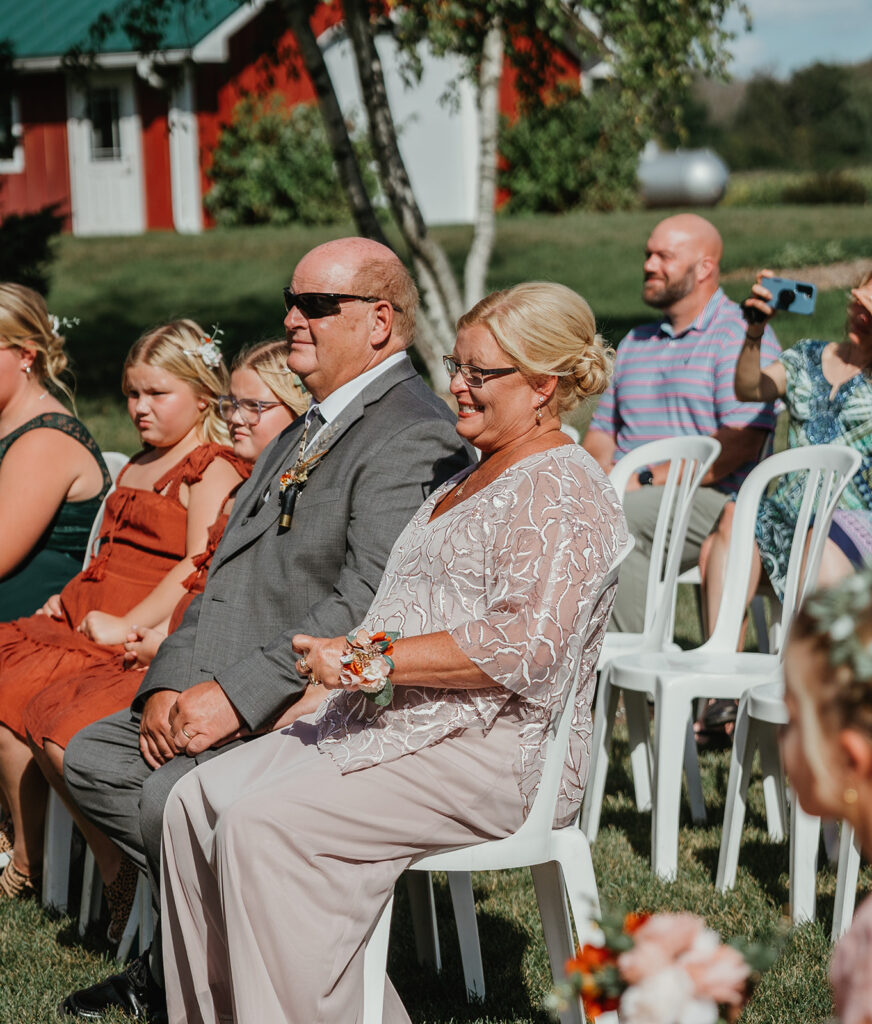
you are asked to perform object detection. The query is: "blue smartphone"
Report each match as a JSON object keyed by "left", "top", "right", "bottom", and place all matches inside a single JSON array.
[{"left": 760, "top": 276, "right": 817, "bottom": 315}]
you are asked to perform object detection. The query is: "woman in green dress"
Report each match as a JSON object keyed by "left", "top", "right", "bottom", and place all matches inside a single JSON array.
[{"left": 0, "top": 284, "right": 110, "bottom": 619}]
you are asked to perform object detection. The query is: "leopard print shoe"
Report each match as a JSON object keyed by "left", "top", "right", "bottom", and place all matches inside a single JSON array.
[
  {"left": 0, "top": 817, "right": 13, "bottom": 856},
  {"left": 105, "top": 855, "right": 140, "bottom": 944}
]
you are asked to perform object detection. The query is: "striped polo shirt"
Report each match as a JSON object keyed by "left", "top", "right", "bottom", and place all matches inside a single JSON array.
[{"left": 589, "top": 288, "right": 781, "bottom": 493}]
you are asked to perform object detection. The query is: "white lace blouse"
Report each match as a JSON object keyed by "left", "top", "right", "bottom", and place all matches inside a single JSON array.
[{"left": 315, "top": 445, "right": 627, "bottom": 824}]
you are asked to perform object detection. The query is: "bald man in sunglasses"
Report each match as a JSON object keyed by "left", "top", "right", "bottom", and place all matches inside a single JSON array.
[{"left": 59, "top": 237, "right": 471, "bottom": 1023}]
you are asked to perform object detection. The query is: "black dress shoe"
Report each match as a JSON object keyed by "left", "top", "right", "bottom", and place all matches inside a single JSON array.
[{"left": 57, "top": 950, "right": 167, "bottom": 1022}]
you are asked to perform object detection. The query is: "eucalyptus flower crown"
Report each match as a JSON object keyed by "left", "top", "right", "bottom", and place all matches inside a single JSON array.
[
  {"left": 184, "top": 325, "right": 224, "bottom": 368},
  {"left": 803, "top": 570, "right": 872, "bottom": 681},
  {"left": 48, "top": 314, "right": 80, "bottom": 339}
]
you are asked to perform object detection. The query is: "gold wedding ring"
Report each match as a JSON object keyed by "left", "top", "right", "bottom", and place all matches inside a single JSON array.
[{"left": 181, "top": 727, "right": 192, "bottom": 740}]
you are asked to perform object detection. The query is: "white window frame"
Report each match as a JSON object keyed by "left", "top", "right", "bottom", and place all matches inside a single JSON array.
[{"left": 0, "top": 92, "right": 24, "bottom": 174}]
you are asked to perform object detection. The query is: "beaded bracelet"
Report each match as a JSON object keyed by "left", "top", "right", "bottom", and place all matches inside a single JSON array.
[{"left": 339, "top": 629, "right": 399, "bottom": 706}]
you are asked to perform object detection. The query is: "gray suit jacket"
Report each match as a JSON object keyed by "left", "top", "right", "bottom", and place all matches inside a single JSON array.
[{"left": 134, "top": 357, "right": 470, "bottom": 730}]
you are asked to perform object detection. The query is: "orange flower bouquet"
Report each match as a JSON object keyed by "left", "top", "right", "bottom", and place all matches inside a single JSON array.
[{"left": 550, "top": 906, "right": 778, "bottom": 1024}]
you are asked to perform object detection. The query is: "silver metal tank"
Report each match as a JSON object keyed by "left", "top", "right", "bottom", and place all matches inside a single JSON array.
[{"left": 637, "top": 147, "right": 729, "bottom": 207}]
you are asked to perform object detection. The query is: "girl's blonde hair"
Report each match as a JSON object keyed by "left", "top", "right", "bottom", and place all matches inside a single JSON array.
[
  {"left": 123, "top": 320, "right": 230, "bottom": 444},
  {"left": 789, "top": 572, "right": 872, "bottom": 801},
  {"left": 0, "top": 282, "right": 75, "bottom": 404},
  {"left": 457, "top": 282, "right": 613, "bottom": 414},
  {"left": 231, "top": 340, "right": 309, "bottom": 418}
]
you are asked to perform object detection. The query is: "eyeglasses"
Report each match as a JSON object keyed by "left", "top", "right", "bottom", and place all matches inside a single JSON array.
[
  {"left": 282, "top": 289, "right": 404, "bottom": 319},
  {"left": 442, "top": 355, "right": 520, "bottom": 388},
  {"left": 217, "top": 395, "right": 283, "bottom": 425}
]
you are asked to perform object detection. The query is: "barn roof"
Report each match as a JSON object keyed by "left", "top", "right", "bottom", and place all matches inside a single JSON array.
[{"left": 1, "top": 0, "right": 247, "bottom": 63}]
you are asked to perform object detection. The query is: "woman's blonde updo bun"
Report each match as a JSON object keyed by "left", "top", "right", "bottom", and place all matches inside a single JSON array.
[
  {"left": 123, "top": 320, "right": 231, "bottom": 445},
  {"left": 457, "top": 282, "right": 613, "bottom": 415},
  {"left": 231, "top": 341, "right": 309, "bottom": 418},
  {"left": 0, "top": 282, "right": 75, "bottom": 403}
]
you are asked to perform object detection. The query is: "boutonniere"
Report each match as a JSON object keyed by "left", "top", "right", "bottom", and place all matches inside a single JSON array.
[{"left": 277, "top": 417, "right": 338, "bottom": 529}]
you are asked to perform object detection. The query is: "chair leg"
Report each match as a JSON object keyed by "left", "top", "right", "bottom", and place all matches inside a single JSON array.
[
  {"left": 790, "top": 797, "right": 820, "bottom": 925},
  {"left": 550, "top": 829, "right": 601, "bottom": 949},
  {"left": 405, "top": 871, "right": 441, "bottom": 970},
  {"left": 651, "top": 690, "right": 687, "bottom": 880},
  {"left": 683, "top": 717, "right": 706, "bottom": 825},
  {"left": 363, "top": 892, "right": 395, "bottom": 1024},
  {"left": 580, "top": 667, "right": 620, "bottom": 841},
  {"left": 716, "top": 695, "right": 756, "bottom": 891},
  {"left": 624, "top": 691, "right": 653, "bottom": 813},
  {"left": 530, "top": 862, "right": 584, "bottom": 1024},
  {"left": 445, "top": 871, "right": 485, "bottom": 1001},
  {"left": 832, "top": 822, "right": 861, "bottom": 941},
  {"left": 78, "top": 846, "right": 101, "bottom": 937},
  {"left": 42, "top": 790, "right": 73, "bottom": 912},
  {"left": 749, "top": 594, "right": 770, "bottom": 655},
  {"left": 757, "top": 722, "right": 787, "bottom": 841}
]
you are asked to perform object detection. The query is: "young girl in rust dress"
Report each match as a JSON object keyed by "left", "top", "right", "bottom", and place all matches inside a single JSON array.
[{"left": 0, "top": 320, "right": 247, "bottom": 903}]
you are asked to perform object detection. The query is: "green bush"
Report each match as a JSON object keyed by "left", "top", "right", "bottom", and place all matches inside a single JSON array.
[
  {"left": 782, "top": 170, "right": 868, "bottom": 205},
  {"left": 499, "top": 84, "right": 643, "bottom": 214},
  {"left": 0, "top": 201, "right": 64, "bottom": 293},
  {"left": 204, "top": 96, "right": 373, "bottom": 227}
]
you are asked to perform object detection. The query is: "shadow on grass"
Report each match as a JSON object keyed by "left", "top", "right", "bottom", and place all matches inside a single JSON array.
[{"left": 390, "top": 874, "right": 552, "bottom": 1024}]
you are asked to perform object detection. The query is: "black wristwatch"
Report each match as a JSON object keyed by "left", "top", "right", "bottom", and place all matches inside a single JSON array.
[{"left": 637, "top": 469, "right": 654, "bottom": 487}]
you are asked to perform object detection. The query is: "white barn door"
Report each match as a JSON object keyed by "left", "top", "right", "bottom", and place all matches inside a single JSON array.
[{"left": 66, "top": 73, "right": 146, "bottom": 236}]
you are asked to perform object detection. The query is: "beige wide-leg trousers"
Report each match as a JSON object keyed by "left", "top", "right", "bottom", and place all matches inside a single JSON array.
[{"left": 161, "top": 714, "right": 526, "bottom": 1024}]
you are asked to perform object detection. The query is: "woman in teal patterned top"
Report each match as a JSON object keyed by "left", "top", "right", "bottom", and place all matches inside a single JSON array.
[
  {"left": 701, "top": 270, "right": 872, "bottom": 627},
  {"left": 0, "top": 285, "right": 110, "bottom": 619}
]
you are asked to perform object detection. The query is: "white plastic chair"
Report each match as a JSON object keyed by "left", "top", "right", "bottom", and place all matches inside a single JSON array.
[
  {"left": 589, "top": 445, "right": 862, "bottom": 879},
  {"left": 362, "top": 538, "right": 634, "bottom": 1024},
  {"left": 581, "top": 437, "right": 721, "bottom": 831},
  {"left": 716, "top": 679, "right": 861, "bottom": 938}
]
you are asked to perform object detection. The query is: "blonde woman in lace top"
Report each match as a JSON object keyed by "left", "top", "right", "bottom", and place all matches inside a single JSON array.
[{"left": 160, "top": 282, "right": 628, "bottom": 1024}]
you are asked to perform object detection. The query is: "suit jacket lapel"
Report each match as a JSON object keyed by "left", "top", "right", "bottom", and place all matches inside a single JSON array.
[{"left": 211, "top": 357, "right": 417, "bottom": 569}]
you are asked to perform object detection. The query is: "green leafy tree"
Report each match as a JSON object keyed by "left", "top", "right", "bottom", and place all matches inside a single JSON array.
[{"left": 204, "top": 96, "right": 376, "bottom": 226}]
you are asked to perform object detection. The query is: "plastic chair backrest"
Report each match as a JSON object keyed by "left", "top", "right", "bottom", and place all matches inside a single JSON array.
[
  {"left": 706, "top": 444, "right": 862, "bottom": 658},
  {"left": 82, "top": 451, "right": 129, "bottom": 568},
  {"left": 514, "top": 535, "right": 634, "bottom": 840},
  {"left": 609, "top": 436, "right": 721, "bottom": 647}
]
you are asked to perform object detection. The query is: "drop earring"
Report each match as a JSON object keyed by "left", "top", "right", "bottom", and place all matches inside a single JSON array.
[{"left": 535, "top": 400, "right": 544, "bottom": 425}]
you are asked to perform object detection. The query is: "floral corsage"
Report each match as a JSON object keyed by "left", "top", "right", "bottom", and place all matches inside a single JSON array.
[
  {"left": 550, "top": 906, "right": 779, "bottom": 1023},
  {"left": 339, "top": 629, "right": 399, "bottom": 706}
]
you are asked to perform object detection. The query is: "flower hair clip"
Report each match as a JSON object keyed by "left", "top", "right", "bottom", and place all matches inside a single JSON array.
[
  {"left": 184, "top": 325, "right": 224, "bottom": 368},
  {"left": 803, "top": 571, "right": 872, "bottom": 681},
  {"left": 339, "top": 629, "right": 399, "bottom": 706},
  {"left": 49, "top": 314, "right": 80, "bottom": 339}
]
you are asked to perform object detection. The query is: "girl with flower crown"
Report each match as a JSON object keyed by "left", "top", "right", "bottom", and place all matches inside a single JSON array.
[
  {"left": 782, "top": 570, "right": 872, "bottom": 1024},
  {"left": 0, "top": 283, "right": 111, "bottom": 618},
  {"left": 0, "top": 319, "right": 247, "bottom": 902}
]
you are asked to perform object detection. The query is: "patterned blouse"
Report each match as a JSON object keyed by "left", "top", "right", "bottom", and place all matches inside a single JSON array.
[{"left": 315, "top": 445, "right": 628, "bottom": 825}]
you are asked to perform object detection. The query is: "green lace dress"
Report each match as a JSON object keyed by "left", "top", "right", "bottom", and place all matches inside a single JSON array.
[{"left": 0, "top": 413, "right": 111, "bottom": 620}]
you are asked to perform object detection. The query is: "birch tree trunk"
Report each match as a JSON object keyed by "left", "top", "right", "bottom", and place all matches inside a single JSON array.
[
  {"left": 279, "top": 0, "right": 389, "bottom": 246},
  {"left": 463, "top": 22, "right": 503, "bottom": 310},
  {"left": 342, "top": 0, "right": 463, "bottom": 390}
]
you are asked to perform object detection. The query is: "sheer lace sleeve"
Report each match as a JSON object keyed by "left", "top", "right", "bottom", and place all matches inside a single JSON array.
[{"left": 448, "top": 456, "right": 622, "bottom": 704}]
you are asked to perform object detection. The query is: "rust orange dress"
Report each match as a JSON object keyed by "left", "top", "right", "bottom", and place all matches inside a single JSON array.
[
  {"left": 23, "top": 508, "right": 236, "bottom": 749},
  {"left": 0, "top": 444, "right": 245, "bottom": 743}
]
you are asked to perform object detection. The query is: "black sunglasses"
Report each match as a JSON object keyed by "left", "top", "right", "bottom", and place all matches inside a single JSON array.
[
  {"left": 282, "top": 289, "right": 403, "bottom": 319},
  {"left": 442, "top": 355, "right": 519, "bottom": 388}
]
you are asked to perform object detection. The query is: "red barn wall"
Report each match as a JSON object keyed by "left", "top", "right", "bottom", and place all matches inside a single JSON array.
[
  {"left": 137, "top": 80, "right": 174, "bottom": 230},
  {"left": 0, "top": 73, "right": 71, "bottom": 229}
]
